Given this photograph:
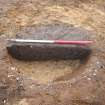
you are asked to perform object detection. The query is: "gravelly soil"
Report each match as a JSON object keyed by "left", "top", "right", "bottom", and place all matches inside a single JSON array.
[{"left": 0, "top": 0, "right": 105, "bottom": 105}]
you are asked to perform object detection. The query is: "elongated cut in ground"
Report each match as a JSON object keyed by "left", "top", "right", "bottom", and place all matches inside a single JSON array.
[{"left": 7, "top": 22, "right": 93, "bottom": 60}]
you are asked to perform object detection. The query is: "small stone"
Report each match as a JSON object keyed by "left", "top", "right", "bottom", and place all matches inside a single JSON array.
[
  {"left": 16, "top": 77, "right": 20, "bottom": 80},
  {"left": 87, "top": 77, "right": 91, "bottom": 80},
  {"left": 11, "top": 66, "right": 16, "bottom": 70},
  {"left": 96, "top": 61, "right": 100, "bottom": 65},
  {"left": 3, "top": 100, "right": 6, "bottom": 103},
  {"left": 8, "top": 74, "right": 14, "bottom": 77},
  {"left": 94, "top": 69, "right": 98, "bottom": 72},
  {"left": 93, "top": 73, "right": 96, "bottom": 76}
]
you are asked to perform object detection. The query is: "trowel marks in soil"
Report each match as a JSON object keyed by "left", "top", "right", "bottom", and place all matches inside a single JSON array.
[{"left": 7, "top": 22, "right": 93, "bottom": 61}]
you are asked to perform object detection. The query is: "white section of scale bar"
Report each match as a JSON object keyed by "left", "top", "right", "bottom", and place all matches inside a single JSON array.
[{"left": 8, "top": 39, "right": 55, "bottom": 43}]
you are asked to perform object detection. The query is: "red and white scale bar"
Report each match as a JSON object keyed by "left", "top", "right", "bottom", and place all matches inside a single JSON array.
[{"left": 9, "top": 39, "right": 93, "bottom": 45}]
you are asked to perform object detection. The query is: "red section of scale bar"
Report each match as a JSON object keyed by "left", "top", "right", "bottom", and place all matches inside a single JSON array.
[{"left": 55, "top": 40, "right": 93, "bottom": 45}]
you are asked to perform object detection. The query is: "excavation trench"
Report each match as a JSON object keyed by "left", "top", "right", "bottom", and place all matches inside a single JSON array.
[{"left": 6, "top": 22, "right": 93, "bottom": 84}]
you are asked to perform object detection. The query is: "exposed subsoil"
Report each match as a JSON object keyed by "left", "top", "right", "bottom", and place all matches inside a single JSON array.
[{"left": 0, "top": 0, "right": 105, "bottom": 105}]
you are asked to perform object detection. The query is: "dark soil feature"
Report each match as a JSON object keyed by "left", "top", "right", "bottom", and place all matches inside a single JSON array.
[
  {"left": 7, "top": 43, "right": 91, "bottom": 61},
  {"left": 7, "top": 22, "right": 93, "bottom": 61}
]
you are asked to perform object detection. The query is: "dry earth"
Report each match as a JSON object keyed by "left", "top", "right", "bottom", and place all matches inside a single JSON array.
[{"left": 0, "top": 0, "right": 105, "bottom": 105}]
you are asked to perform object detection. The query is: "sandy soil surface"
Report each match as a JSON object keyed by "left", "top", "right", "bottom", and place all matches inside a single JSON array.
[{"left": 0, "top": 0, "right": 105, "bottom": 105}]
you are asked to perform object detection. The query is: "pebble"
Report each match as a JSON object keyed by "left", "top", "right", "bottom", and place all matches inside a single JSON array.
[
  {"left": 94, "top": 69, "right": 98, "bottom": 72},
  {"left": 3, "top": 100, "right": 6, "bottom": 104},
  {"left": 16, "top": 77, "right": 20, "bottom": 80},
  {"left": 96, "top": 61, "right": 100, "bottom": 65},
  {"left": 93, "top": 73, "right": 96, "bottom": 76},
  {"left": 87, "top": 77, "right": 91, "bottom": 80},
  {"left": 11, "top": 66, "right": 16, "bottom": 70},
  {"left": 8, "top": 74, "right": 14, "bottom": 77}
]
